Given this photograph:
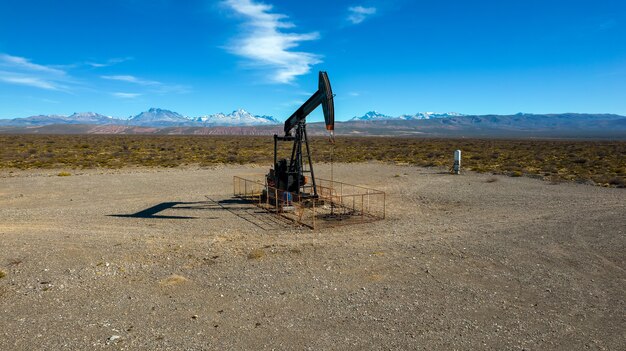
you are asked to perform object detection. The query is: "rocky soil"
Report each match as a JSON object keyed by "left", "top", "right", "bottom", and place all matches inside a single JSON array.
[{"left": 0, "top": 164, "right": 624, "bottom": 350}]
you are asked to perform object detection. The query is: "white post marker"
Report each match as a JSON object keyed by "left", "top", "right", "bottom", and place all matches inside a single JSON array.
[{"left": 453, "top": 150, "right": 461, "bottom": 174}]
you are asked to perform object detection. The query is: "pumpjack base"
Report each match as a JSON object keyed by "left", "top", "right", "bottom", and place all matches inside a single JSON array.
[{"left": 233, "top": 175, "right": 386, "bottom": 230}]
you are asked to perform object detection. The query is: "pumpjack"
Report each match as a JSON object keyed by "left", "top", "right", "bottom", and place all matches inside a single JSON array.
[{"left": 265, "top": 71, "right": 334, "bottom": 204}]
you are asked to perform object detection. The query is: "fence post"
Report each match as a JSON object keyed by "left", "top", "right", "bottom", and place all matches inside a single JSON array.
[
  {"left": 383, "top": 192, "right": 386, "bottom": 219},
  {"left": 313, "top": 200, "right": 316, "bottom": 229},
  {"left": 361, "top": 195, "right": 364, "bottom": 222}
]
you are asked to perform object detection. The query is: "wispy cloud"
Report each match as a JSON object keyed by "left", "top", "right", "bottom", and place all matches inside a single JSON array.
[
  {"left": 347, "top": 6, "right": 376, "bottom": 24},
  {"left": 223, "top": 0, "right": 322, "bottom": 84},
  {"left": 0, "top": 53, "right": 66, "bottom": 75},
  {"left": 0, "top": 54, "right": 71, "bottom": 91},
  {"left": 86, "top": 57, "right": 133, "bottom": 68},
  {"left": 102, "top": 74, "right": 190, "bottom": 94},
  {"left": 112, "top": 92, "right": 142, "bottom": 99},
  {"left": 0, "top": 73, "right": 61, "bottom": 90},
  {"left": 0, "top": 53, "right": 187, "bottom": 97},
  {"left": 280, "top": 99, "right": 304, "bottom": 107},
  {"left": 597, "top": 19, "right": 617, "bottom": 31},
  {"left": 101, "top": 75, "right": 160, "bottom": 86},
  {"left": 40, "top": 98, "right": 60, "bottom": 104}
]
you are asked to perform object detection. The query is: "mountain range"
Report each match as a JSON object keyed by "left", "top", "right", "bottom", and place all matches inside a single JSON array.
[
  {"left": 350, "top": 111, "right": 464, "bottom": 121},
  {"left": 0, "top": 108, "right": 280, "bottom": 127},
  {"left": 1, "top": 109, "right": 625, "bottom": 139},
  {"left": 0, "top": 112, "right": 116, "bottom": 126},
  {"left": 337, "top": 112, "right": 626, "bottom": 139}
]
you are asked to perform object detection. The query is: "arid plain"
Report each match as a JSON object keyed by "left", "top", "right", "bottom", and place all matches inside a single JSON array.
[{"left": 1, "top": 163, "right": 624, "bottom": 350}]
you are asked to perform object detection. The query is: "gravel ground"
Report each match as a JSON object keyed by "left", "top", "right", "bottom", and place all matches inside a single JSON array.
[{"left": 0, "top": 163, "right": 624, "bottom": 350}]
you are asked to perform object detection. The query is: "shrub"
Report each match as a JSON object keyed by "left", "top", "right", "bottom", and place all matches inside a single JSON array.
[
  {"left": 608, "top": 177, "right": 625, "bottom": 187},
  {"left": 247, "top": 248, "right": 265, "bottom": 260},
  {"left": 1, "top": 135, "right": 624, "bottom": 188}
]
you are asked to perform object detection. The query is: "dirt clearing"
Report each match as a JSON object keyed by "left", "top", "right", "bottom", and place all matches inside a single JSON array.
[{"left": 0, "top": 164, "right": 624, "bottom": 350}]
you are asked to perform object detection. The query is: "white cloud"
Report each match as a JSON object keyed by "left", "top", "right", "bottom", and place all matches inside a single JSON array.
[
  {"left": 0, "top": 54, "right": 186, "bottom": 96},
  {"left": 347, "top": 6, "right": 377, "bottom": 24},
  {"left": 102, "top": 74, "right": 190, "bottom": 94},
  {"left": 0, "top": 53, "right": 66, "bottom": 76},
  {"left": 86, "top": 57, "right": 132, "bottom": 68},
  {"left": 0, "top": 54, "right": 70, "bottom": 91},
  {"left": 40, "top": 98, "right": 60, "bottom": 104},
  {"left": 112, "top": 92, "right": 142, "bottom": 99},
  {"left": 280, "top": 99, "right": 304, "bottom": 107},
  {"left": 101, "top": 75, "right": 161, "bottom": 86},
  {"left": 152, "top": 84, "right": 190, "bottom": 94},
  {"left": 597, "top": 19, "right": 617, "bottom": 31},
  {"left": 223, "top": 0, "right": 322, "bottom": 84},
  {"left": 0, "top": 74, "right": 61, "bottom": 90}
]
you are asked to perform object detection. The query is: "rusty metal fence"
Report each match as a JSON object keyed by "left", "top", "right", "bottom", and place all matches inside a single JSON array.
[{"left": 233, "top": 175, "right": 385, "bottom": 229}]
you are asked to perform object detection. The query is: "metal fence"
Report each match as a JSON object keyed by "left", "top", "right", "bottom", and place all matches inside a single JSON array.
[{"left": 233, "top": 175, "right": 385, "bottom": 229}]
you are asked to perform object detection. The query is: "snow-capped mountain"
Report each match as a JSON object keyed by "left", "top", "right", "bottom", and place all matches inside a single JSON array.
[
  {"left": 399, "top": 112, "right": 464, "bottom": 120},
  {"left": 67, "top": 112, "right": 115, "bottom": 124},
  {"left": 0, "top": 108, "right": 280, "bottom": 127},
  {"left": 0, "top": 112, "right": 116, "bottom": 126},
  {"left": 350, "top": 111, "right": 394, "bottom": 121},
  {"left": 3, "top": 112, "right": 625, "bottom": 138},
  {"left": 194, "top": 109, "right": 280, "bottom": 126},
  {"left": 351, "top": 111, "right": 464, "bottom": 121},
  {"left": 128, "top": 108, "right": 192, "bottom": 126}
]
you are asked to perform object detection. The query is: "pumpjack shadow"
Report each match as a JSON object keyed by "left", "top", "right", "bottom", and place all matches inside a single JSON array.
[
  {"left": 109, "top": 197, "right": 295, "bottom": 231},
  {"left": 109, "top": 201, "right": 210, "bottom": 219}
]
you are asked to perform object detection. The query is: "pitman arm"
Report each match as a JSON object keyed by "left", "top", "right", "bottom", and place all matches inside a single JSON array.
[{"left": 283, "top": 71, "right": 334, "bottom": 136}]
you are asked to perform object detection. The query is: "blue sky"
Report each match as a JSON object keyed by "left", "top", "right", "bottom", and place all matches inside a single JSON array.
[{"left": 0, "top": 0, "right": 625, "bottom": 121}]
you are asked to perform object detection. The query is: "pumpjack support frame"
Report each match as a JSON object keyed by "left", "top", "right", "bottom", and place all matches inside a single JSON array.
[
  {"left": 273, "top": 120, "right": 317, "bottom": 199},
  {"left": 268, "top": 71, "right": 334, "bottom": 200}
]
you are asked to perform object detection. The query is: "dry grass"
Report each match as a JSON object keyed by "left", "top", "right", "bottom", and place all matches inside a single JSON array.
[
  {"left": 1, "top": 135, "right": 624, "bottom": 187},
  {"left": 8, "top": 258, "right": 23, "bottom": 266},
  {"left": 247, "top": 248, "right": 265, "bottom": 260},
  {"left": 160, "top": 274, "right": 188, "bottom": 286}
]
